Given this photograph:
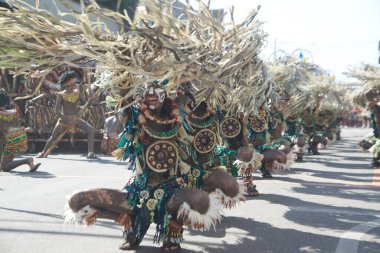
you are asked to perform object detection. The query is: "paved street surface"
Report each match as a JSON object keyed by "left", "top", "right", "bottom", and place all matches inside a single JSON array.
[{"left": 1, "top": 128, "right": 379, "bottom": 253}]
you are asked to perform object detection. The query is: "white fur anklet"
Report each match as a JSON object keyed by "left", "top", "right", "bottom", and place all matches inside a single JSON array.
[
  {"left": 177, "top": 192, "right": 222, "bottom": 231},
  {"left": 214, "top": 187, "right": 245, "bottom": 209},
  {"left": 64, "top": 204, "right": 97, "bottom": 225}
]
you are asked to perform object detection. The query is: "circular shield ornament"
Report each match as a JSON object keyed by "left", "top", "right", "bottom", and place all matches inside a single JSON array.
[
  {"left": 192, "top": 168, "right": 201, "bottom": 178},
  {"left": 140, "top": 190, "right": 150, "bottom": 200},
  {"left": 193, "top": 129, "right": 217, "bottom": 154},
  {"left": 220, "top": 117, "right": 241, "bottom": 138},
  {"left": 153, "top": 189, "right": 164, "bottom": 200},
  {"left": 250, "top": 115, "right": 266, "bottom": 132},
  {"left": 146, "top": 199, "right": 157, "bottom": 211},
  {"left": 304, "top": 117, "right": 314, "bottom": 128},
  {"left": 146, "top": 141, "right": 178, "bottom": 173}
]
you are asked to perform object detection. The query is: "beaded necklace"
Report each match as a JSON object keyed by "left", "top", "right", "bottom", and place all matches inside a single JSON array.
[
  {"left": 60, "top": 89, "right": 80, "bottom": 103},
  {"left": 188, "top": 115, "right": 215, "bottom": 129},
  {"left": 140, "top": 102, "right": 181, "bottom": 125},
  {"left": 142, "top": 124, "right": 180, "bottom": 140},
  {"left": 0, "top": 108, "right": 17, "bottom": 122},
  {"left": 138, "top": 100, "right": 182, "bottom": 140},
  {"left": 185, "top": 103, "right": 216, "bottom": 130}
]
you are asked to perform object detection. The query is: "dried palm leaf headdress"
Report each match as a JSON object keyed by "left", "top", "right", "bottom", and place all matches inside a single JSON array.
[
  {"left": 0, "top": 0, "right": 270, "bottom": 114},
  {"left": 345, "top": 64, "right": 380, "bottom": 107},
  {"left": 269, "top": 61, "right": 313, "bottom": 118}
]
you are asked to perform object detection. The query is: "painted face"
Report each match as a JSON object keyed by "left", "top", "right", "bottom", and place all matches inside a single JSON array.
[
  {"left": 64, "top": 77, "right": 77, "bottom": 88},
  {"left": 143, "top": 84, "right": 166, "bottom": 110}
]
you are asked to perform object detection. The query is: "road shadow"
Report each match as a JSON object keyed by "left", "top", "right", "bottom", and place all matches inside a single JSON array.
[
  {"left": 12, "top": 171, "right": 56, "bottom": 178},
  {"left": 288, "top": 167, "right": 374, "bottom": 184},
  {"left": 2, "top": 200, "right": 379, "bottom": 253},
  {"left": 257, "top": 194, "right": 380, "bottom": 229},
  {"left": 41, "top": 155, "right": 125, "bottom": 166},
  {"left": 292, "top": 183, "right": 380, "bottom": 202},
  {"left": 186, "top": 216, "right": 340, "bottom": 253}
]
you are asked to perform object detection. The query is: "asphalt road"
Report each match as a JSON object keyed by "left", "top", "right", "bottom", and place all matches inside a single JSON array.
[{"left": 0, "top": 127, "right": 379, "bottom": 253}]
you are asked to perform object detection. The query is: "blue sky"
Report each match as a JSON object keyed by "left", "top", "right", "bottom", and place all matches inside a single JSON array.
[{"left": 188, "top": 0, "right": 380, "bottom": 82}]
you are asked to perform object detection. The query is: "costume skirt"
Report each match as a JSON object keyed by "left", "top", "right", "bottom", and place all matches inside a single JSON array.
[{"left": 2, "top": 127, "right": 28, "bottom": 158}]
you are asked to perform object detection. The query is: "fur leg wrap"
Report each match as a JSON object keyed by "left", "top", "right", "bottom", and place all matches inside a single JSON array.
[
  {"left": 214, "top": 187, "right": 245, "bottom": 209},
  {"left": 369, "top": 139, "right": 380, "bottom": 156},
  {"left": 271, "top": 160, "right": 291, "bottom": 173},
  {"left": 234, "top": 152, "right": 263, "bottom": 176},
  {"left": 64, "top": 204, "right": 97, "bottom": 225},
  {"left": 284, "top": 150, "right": 295, "bottom": 170},
  {"left": 320, "top": 138, "right": 333, "bottom": 149},
  {"left": 294, "top": 144, "right": 307, "bottom": 156},
  {"left": 177, "top": 192, "right": 222, "bottom": 231},
  {"left": 115, "top": 214, "right": 132, "bottom": 227}
]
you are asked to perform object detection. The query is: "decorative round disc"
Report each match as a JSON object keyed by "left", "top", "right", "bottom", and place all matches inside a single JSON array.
[
  {"left": 304, "top": 117, "right": 314, "bottom": 128},
  {"left": 220, "top": 117, "right": 241, "bottom": 138},
  {"left": 193, "top": 129, "right": 217, "bottom": 154},
  {"left": 250, "top": 115, "right": 267, "bottom": 132},
  {"left": 145, "top": 141, "right": 178, "bottom": 173}
]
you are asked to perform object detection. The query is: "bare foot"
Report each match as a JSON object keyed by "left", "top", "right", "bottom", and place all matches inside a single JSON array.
[
  {"left": 29, "top": 163, "right": 41, "bottom": 172},
  {"left": 27, "top": 157, "right": 34, "bottom": 168},
  {"left": 161, "top": 241, "right": 181, "bottom": 252},
  {"left": 87, "top": 153, "right": 100, "bottom": 159},
  {"left": 119, "top": 242, "right": 137, "bottom": 251},
  {"left": 27, "top": 158, "right": 41, "bottom": 172}
]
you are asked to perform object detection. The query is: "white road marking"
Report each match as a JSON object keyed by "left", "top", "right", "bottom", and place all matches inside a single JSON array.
[{"left": 335, "top": 219, "right": 380, "bottom": 253}]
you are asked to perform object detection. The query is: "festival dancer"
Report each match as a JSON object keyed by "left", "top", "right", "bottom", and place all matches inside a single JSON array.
[
  {"left": 176, "top": 82, "right": 262, "bottom": 197},
  {"left": 268, "top": 93, "right": 295, "bottom": 172},
  {"left": 216, "top": 112, "right": 263, "bottom": 196},
  {"left": 0, "top": 1, "right": 268, "bottom": 250},
  {"left": 268, "top": 61, "right": 313, "bottom": 163},
  {"left": 0, "top": 89, "right": 41, "bottom": 172},
  {"left": 248, "top": 103, "right": 292, "bottom": 178},
  {"left": 365, "top": 89, "right": 380, "bottom": 167},
  {"left": 65, "top": 82, "right": 223, "bottom": 251},
  {"left": 302, "top": 108, "right": 322, "bottom": 155},
  {"left": 36, "top": 71, "right": 98, "bottom": 159},
  {"left": 248, "top": 105, "right": 271, "bottom": 178},
  {"left": 344, "top": 64, "right": 380, "bottom": 166},
  {"left": 285, "top": 115, "right": 307, "bottom": 161},
  {"left": 176, "top": 83, "right": 257, "bottom": 200}
]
